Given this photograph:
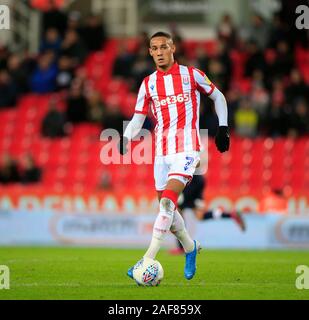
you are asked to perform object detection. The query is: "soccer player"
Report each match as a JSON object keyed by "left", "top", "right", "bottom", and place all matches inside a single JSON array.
[
  {"left": 170, "top": 174, "right": 246, "bottom": 255},
  {"left": 118, "top": 31, "right": 229, "bottom": 280}
]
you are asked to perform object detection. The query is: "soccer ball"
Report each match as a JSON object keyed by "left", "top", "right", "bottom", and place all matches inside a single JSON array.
[{"left": 133, "top": 257, "right": 164, "bottom": 286}]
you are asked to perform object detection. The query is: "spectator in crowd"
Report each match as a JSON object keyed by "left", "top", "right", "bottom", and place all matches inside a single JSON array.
[
  {"left": 55, "top": 55, "right": 74, "bottom": 91},
  {"left": 250, "top": 69, "right": 270, "bottom": 121},
  {"left": 287, "top": 99, "right": 309, "bottom": 137},
  {"left": 199, "top": 40, "right": 232, "bottom": 92},
  {"left": 226, "top": 87, "right": 242, "bottom": 129},
  {"left": 234, "top": 97, "right": 259, "bottom": 138},
  {"left": 131, "top": 47, "right": 154, "bottom": 91},
  {"left": 66, "top": 11, "right": 82, "bottom": 34},
  {"left": 269, "top": 40, "right": 294, "bottom": 79},
  {"left": 72, "top": 67, "right": 89, "bottom": 91},
  {"left": 42, "top": 0, "right": 68, "bottom": 37},
  {"left": 266, "top": 99, "right": 288, "bottom": 137},
  {"left": 196, "top": 45, "right": 210, "bottom": 74},
  {"left": 30, "top": 52, "right": 58, "bottom": 93},
  {"left": 286, "top": 69, "right": 309, "bottom": 105},
  {"left": 60, "top": 29, "right": 87, "bottom": 67},
  {"left": 21, "top": 52, "right": 38, "bottom": 78},
  {"left": 40, "top": 28, "right": 62, "bottom": 54},
  {"left": 0, "top": 153, "right": 20, "bottom": 184},
  {"left": 267, "top": 13, "right": 288, "bottom": 49},
  {"left": 0, "top": 70, "right": 18, "bottom": 107},
  {"left": 136, "top": 31, "right": 150, "bottom": 52},
  {"left": 101, "top": 96, "right": 127, "bottom": 132},
  {"left": 245, "top": 40, "right": 267, "bottom": 78},
  {"left": 6, "top": 54, "right": 30, "bottom": 94},
  {"left": 66, "top": 83, "right": 88, "bottom": 124},
  {"left": 21, "top": 154, "right": 42, "bottom": 184},
  {"left": 206, "top": 58, "right": 227, "bottom": 92},
  {"left": 41, "top": 97, "right": 67, "bottom": 138},
  {"left": 217, "top": 13, "right": 237, "bottom": 49},
  {"left": 215, "top": 41, "right": 232, "bottom": 91},
  {"left": 81, "top": 14, "right": 107, "bottom": 52},
  {"left": 265, "top": 77, "right": 288, "bottom": 137},
  {"left": 271, "top": 77, "right": 285, "bottom": 107},
  {"left": 86, "top": 90, "right": 105, "bottom": 124},
  {"left": 0, "top": 45, "right": 9, "bottom": 70},
  {"left": 247, "top": 14, "right": 269, "bottom": 50},
  {"left": 170, "top": 24, "right": 186, "bottom": 60},
  {"left": 113, "top": 43, "right": 136, "bottom": 79}
]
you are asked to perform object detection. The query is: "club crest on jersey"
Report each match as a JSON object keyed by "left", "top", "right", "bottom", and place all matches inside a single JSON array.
[
  {"left": 150, "top": 84, "right": 155, "bottom": 91},
  {"left": 182, "top": 76, "right": 190, "bottom": 85}
]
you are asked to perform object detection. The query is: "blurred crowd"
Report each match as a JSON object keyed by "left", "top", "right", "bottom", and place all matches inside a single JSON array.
[
  {"left": 0, "top": 8, "right": 106, "bottom": 96},
  {"left": 0, "top": 2, "right": 108, "bottom": 185},
  {"left": 204, "top": 13, "right": 309, "bottom": 138},
  {"left": 0, "top": 1, "right": 308, "bottom": 190},
  {"left": 0, "top": 153, "right": 42, "bottom": 185},
  {"left": 0, "top": 3, "right": 308, "bottom": 145},
  {"left": 112, "top": 13, "right": 309, "bottom": 139}
]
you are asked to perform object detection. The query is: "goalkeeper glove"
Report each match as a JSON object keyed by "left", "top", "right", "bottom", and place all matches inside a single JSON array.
[
  {"left": 215, "top": 126, "right": 230, "bottom": 153},
  {"left": 118, "top": 135, "right": 128, "bottom": 155}
]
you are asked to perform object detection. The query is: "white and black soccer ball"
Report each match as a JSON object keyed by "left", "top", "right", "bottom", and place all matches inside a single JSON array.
[{"left": 133, "top": 257, "right": 164, "bottom": 286}]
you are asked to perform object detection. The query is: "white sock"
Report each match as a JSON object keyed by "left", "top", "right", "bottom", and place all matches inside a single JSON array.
[
  {"left": 144, "top": 197, "right": 175, "bottom": 259},
  {"left": 144, "top": 237, "right": 161, "bottom": 260},
  {"left": 171, "top": 209, "right": 194, "bottom": 253}
]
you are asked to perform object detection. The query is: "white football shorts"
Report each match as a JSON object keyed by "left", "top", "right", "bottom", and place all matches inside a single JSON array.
[{"left": 154, "top": 151, "right": 201, "bottom": 191}]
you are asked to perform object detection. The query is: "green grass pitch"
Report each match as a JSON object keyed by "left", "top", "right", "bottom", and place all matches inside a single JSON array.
[{"left": 0, "top": 247, "right": 308, "bottom": 300}]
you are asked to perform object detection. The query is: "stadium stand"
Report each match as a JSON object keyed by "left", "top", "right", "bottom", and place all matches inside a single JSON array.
[{"left": 0, "top": 7, "right": 308, "bottom": 200}]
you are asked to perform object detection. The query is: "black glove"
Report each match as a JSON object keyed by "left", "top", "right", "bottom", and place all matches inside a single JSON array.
[
  {"left": 215, "top": 126, "right": 230, "bottom": 153},
  {"left": 118, "top": 135, "right": 128, "bottom": 155}
]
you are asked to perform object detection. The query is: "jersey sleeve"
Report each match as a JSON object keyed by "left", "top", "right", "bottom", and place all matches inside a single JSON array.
[
  {"left": 192, "top": 68, "right": 216, "bottom": 96},
  {"left": 134, "top": 79, "right": 151, "bottom": 115}
]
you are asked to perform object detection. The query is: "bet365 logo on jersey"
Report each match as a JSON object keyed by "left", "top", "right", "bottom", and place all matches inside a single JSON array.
[{"left": 153, "top": 93, "right": 190, "bottom": 107}]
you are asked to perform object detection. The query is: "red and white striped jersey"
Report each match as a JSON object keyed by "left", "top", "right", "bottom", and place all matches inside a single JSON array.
[{"left": 134, "top": 62, "right": 216, "bottom": 156}]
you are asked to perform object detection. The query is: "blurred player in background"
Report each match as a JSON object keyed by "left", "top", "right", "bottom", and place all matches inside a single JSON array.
[
  {"left": 118, "top": 31, "right": 229, "bottom": 280},
  {"left": 170, "top": 174, "right": 246, "bottom": 255}
]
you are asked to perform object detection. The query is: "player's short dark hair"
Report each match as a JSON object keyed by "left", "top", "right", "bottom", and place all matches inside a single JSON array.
[{"left": 150, "top": 31, "right": 173, "bottom": 44}]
